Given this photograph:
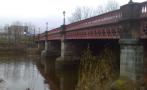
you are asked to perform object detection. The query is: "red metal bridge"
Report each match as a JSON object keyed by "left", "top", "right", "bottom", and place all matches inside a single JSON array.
[
  {"left": 36, "top": 1, "right": 147, "bottom": 41},
  {"left": 37, "top": 1, "right": 147, "bottom": 87}
]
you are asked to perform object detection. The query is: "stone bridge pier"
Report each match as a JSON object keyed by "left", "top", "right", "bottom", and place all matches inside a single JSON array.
[
  {"left": 60, "top": 40, "right": 82, "bottom": 60},
  {"left": 37, "top": 41, "right": 45, "bottom": 51},
  {"left": 120, "top": 39, "right": 144, "bottom": 85},
  {"left": 41, "top": 40, "right": 60, "bottom": 57},
  {"left": 56, "top": 39, "right": 81, "bottom": 70},
  {"left": 40, "top": 40, "right": 61, "bottom": 74},
  {"left": 119, "top": 2, "right": 145, "bottom": 88}
]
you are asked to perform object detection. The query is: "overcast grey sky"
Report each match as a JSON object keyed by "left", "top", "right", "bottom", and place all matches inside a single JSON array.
[{"left": 0, "top": 0, "right": 146, "bottom": 32}]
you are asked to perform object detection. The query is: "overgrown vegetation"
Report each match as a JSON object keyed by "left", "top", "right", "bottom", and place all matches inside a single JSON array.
[
  {"left": 111, "top": 77, "right": 137, "bottom": 90},
  {"left": 76, "top": 47, "right": 119, "bottom": 90}
]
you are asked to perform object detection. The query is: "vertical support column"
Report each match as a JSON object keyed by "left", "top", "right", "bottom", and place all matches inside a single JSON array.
[
  {"left": 45, "top": 40, "right": 48, "bottom": 51},
  {"left": 61, "top": 40, "right": 75, "bottom": 59},
  {"left": 56, "top": 11, "right": 79, "bottom": 70},
  {"left": 59, "top": 24, "right": 77, "bottom": 60},
  {"left": 41, "top": 30, "right": 49, "bottom": 66},
  {"left": 44, "top": 29, "right": 48, "bottom": 51},
  {"left": 61, "top": 39, "right": 65, "bottom": 58},
  {"left": 120, "top": 39, "right": 144, "bottom": 83},
  {"left": 37, "top": 42, "right": 40, "bottom": 49},
  {"left": 60, "top": 11, "right": 67, "bottom": 59},
  {"left": 119, "top": 2, "right": 145, "bottom": 88},
  {"left": 59, "top": 11, "right": 76, "bottom": 60},
  {"left": 37, "top": 34, "right": 40, "bottom": 49},
  {"left": 45, "top": 23, "right": 48, "bottom": 51}
]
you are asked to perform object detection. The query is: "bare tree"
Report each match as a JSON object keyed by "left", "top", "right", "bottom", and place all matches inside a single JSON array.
[
  {"left": 104, "top": 0, "right": 119, "bottom": 12},
  {"left": 68, "top": 6, "right": 94, "bottom": 23},
  {"left": 94, "top": 5, "right": 105, "bottom": 15},
  {"left": 68, "top": 0, "right": 119, "bottom": 23},
  {"left": 93, "top": 0, "right": 119, "bottom": 16}
]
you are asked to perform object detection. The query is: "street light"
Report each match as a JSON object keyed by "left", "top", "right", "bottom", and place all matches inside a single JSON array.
[
  {"left": 45, "top": 22, "right": 48, "bottom": 40},
  {"left": 63, "top": 11, "right": 65, "bottom": 25},
  {"left": 44, "top": 22, "right": 48, "bottom": 51},
  {"left": 129, "top": 0, "right": 133, "bottom": 3},
  {"left": 46, "top": 22, "right": 48, "bottom": 31}
]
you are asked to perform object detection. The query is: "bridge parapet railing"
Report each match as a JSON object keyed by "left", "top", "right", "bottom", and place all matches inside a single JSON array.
[
  {"left": 47, "top": 33, "right": 61, "bottom": 40},
  {"left": 66, "top": 9, "right": 122, "bottom": 31},
  {"left": 47, "top": 28, "right": 60, "bottom": 35},
  {"left": 39, "top": 33, "right": 46, "bottom": 41},
  {"left": 140, "top": 1, "right": 147, "bottom": 18},
  {"left": 135, "top": 1, "right": 147, "bottom": 39}
]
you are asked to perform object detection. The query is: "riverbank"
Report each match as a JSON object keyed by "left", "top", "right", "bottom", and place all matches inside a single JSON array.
[{"left": 0, "top": 47, "right": 40, "bottom": 55}]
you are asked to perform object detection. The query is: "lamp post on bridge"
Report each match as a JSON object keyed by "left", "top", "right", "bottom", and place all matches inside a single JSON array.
[
  {"left": 63, "top": 11, "right": 65, "bottom": 25},
  {"left": 129, "top": 0, "right": 133, "bottom": 3},
  {"left": 61, "top": 11, "right": 66, "bottom": 36},
  {"left": 45, "top": 22, "right": 48, "bottom": 40},
  {"left": 45, "top": 22, "right": 48, "bottom": 51},
  {"left": 61, "top": 11, "right": 66, "bottom": 58}
]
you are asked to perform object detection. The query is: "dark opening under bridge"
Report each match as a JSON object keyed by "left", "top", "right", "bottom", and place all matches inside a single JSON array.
[{"left": 36, "top": 1, "right": 147, "bottom": 88}]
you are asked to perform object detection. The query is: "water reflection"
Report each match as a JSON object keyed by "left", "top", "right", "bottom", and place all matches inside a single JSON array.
[
  {"left": 37, "top": 57, "right": 60, "bottom": 90},
  {"left": 38, "top": 56, "right": 79, "bottom": 90},
  {"left": 57, "top": 70, "right": 78, "bottom": 90},
  {"left": 0, "top": 56, "right": 50, "bottom": 90},
  {"left": 0, "top": 55, "right": 79, "bottom": 90}
]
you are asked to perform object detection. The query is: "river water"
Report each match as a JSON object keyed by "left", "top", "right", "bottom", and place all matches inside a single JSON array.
[
  {"left": 0, "top": 55, "right": 78, "bottom": 90},
  {"left": 0, "top": 55, "right": 50, "bottom": 90}
]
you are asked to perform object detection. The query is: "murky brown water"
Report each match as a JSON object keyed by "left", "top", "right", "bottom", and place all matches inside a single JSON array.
[{"left": 0, "top": 55, "right": 50, "bottom": 90}]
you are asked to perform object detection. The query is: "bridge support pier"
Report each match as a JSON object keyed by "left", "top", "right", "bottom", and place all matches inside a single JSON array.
[
  {"left": 41, "top": 41, "right": 60, "bottom": 73},
  {"left": 41, "top": 41, "right": 60, "bottom": 57},
  {"left": 41, "top": 40, "right": 48, "bottom": 66},
  {"left": 37, "top": 42, "right": 40, "bottom": 49},
  {"left": 119, "top": 39, "right": 144, "bottom": 87},
  {"left": 41, "top": 41, "right": 48, "bottom": 56},
  {"left": 56, "top": 40, "right": 80, "bottom": 70},
  {"left": 61, "top": 40, "right": 79, "bottom": 60},
  {"left": 37, "top": 41, "right": 45, "bottom": 51}
]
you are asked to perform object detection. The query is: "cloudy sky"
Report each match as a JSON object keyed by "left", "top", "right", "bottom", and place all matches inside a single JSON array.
[{"left": 0, "top": 0, "right": 146, "bottom": 32}]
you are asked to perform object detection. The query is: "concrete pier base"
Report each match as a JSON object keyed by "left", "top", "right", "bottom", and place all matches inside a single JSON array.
[
  {"left": 56, "top": 39, "right": 80, "bottom": 70},
  {"left": 40, "top": 50, "right": 47, "bottom": 66},
  {"left": 120, "top": 39, "right": 144, "bottom": 88},
  {"left": 56, "top": 56, "right": 80, "bottom": 71}
]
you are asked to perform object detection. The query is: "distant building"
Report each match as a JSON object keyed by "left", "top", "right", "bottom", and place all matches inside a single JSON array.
[
  {"left": 6, "top": 25, "right": 29, "bottom": 42},
  {"left": 0, "top": 27, "right": 8, "bottom": 39},
  {"left": 0, "top": 33, "right": 8, "bottom": 39},
  {"left": 0, "top": 25, "right": 31, "bottom": 48},
  {"left": 8, "top": 25, "right": 28, "bottom": 35}
]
